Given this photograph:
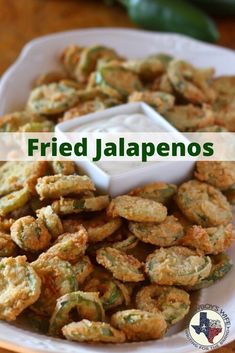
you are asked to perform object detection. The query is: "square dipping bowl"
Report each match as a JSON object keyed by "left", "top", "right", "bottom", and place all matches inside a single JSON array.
[{"left": 56, "top": 102, "right": 195, "bottom": 196}]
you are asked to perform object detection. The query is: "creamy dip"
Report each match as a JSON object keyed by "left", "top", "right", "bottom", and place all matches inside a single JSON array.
[
  {"left": 74, "top": 113, "right": 165, "bottom": 133},
  {"left": 74, "top": 113, "right": 163, "bottom": 175}
]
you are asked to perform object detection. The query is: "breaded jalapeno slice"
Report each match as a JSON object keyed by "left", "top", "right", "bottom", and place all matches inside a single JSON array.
[
  {"left": 62, "top": 319, "right": 126, "bottom": 343},
  {"left": 111, "top": 309, "right": 167, "bottom": 341},
  {"left": 145, "top": 246, "right": 212, "bottom": 287},
  {"left": 96, "top": 247, "right": 144, "bottom": 282},
  {"left": 107, "top": 195, "right": 167, "bottom": 223},
  {"left": 0, "top": 256, "right": 41, "bottom": 321},
  {"left": 175, "top": 180, "right": 232, "bottom": 227}
]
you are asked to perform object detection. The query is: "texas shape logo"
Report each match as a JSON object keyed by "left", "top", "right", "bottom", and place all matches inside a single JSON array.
[{"left": 186, "top": 305, "right": 230, "bottom": 350}]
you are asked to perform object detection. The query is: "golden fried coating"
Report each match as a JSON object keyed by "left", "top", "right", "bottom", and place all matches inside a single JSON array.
[
  {"left": 175, "top": 180, "right": 232, "bottom": 227},
  {"left": 96, "top": 247, "right": 144, "bottom": 282},
  {"left": 46, "top": 226, "right": 88, "bottom": 262},
  {"left": 136, "top": 284, "right": 190, "bottom": 325},
  {"left": 31, "top": 255, "right": 78, "bottom": 316},
  {"left": 129, "top": 215, "right": 184, "bottom": 247},
  {"left": 128, "top": 182, "right": 177, "bottom": 204},
  {"left": 180, "top": 224, "right": 234, "bottom": 255},
  {"left": 111, "top": 309, "right": 167, "bottom": 341},
  {"left": 0, "top": 232, "right": 17, "bottom": 257},
  {"left": 195, "top": 162, "right": 235, "bottom": 190},
  {"left": 62, "top": 320, "right": 126, "bottom": 343},
  {"left": 145, "top": 246, "right": 212, "bottom": 286},
  {"left": 11, "top": 216, "right": 51, "bottom": 252},
  {"left": 0, "top": 256, "right": 41, "bottom": 321},
  {"left": 0, "top": 161, "right": 48, "bottom": 197},
  {"left": 107, "top": 195, "right": 167, "bottom": 223},
  {"left": 36, "top": 174, "right": 95, "bottom": 200}
]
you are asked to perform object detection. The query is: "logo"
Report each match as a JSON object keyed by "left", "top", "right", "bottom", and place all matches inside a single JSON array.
[{"left": 186, "top": 304, "right": 231, "bottom": 350}]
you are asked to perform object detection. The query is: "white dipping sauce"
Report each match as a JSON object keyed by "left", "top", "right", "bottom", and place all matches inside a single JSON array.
[
  {"left": 75, "top": 113, "right": 164, "bottom": 133},
  {"left": 75, "top": 113, "right": 163, "bottom": 175}
]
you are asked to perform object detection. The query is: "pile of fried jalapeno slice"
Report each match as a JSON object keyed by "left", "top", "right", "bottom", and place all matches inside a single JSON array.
[
  {"left": 0, "top": 160, "right": 234, "bottom": 343},
  {"left": 0, "top": 44, "right": 234, "bottom": 344}
]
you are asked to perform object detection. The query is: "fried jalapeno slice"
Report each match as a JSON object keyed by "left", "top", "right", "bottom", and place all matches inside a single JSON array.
[
  {"left": 36, "top": 174, "right": 95, "bottom": 200},
  {"left": 195, "top": 162, "right": 235, "bottom": 190},
  {"left": 83, "top": 213, "right": 122, "bottom": 243},
  {"left": 186, "top": 253, "right": 233, "bottom": 291},
  {"left": 164, "top": 104, "right": 214, "bottom": 132},
  {"left": 96, "top": 247, "right": 144, "bottom": 282},
  {"left": 180, "top": 224, "right": 234, "bottom": 255},
  {"left": 27, "top": 83, "right": 78, "bottom": 115},
  {"left": 72, "top": 256, "right": 93, "bottom": 285},
  {"left": 128, "top": 182, "right": 177, "bottom": 204},
  {"left": 129, "top": 216, "right": 184, "bottom": 247},
  {"left": 167, "top": 60, "right": 215, "bottom": 104},
  {"left": 52, "top": 195, "right": 109, "bottom": 215},
  {"left": 31, "top": 255, "right": 78, "bottom": 316},
  {"left": 46, "top": 227, "right": 88, "bottom": 262},
  {"left": 62, "top": 320, "right": 126, "bottom": 343},
  {"left": 0, "top": 161, "right": 48, "bottom": 197},
  {"left": 136, "top": 285, "right": 190, "bottom": 326},
  {"left": 107, "top": 195, "right": 167, "bottom": 223},
  {"left": 49, "top": 291, "right": 105, "bottom": 336},
  {"left": 10, "top": 216, "right": 51, "bottom": 252},
  {"left": 0, "top": 256, "right": 41, "bottom": 321},
  {"left": 0, "top": 232, "right": 17, "bottom": 257},
  {"left": 36, "top": 205, "right": 64, "bottom": 239},
  {"left": 96, "top": 66, "right": 142, "bottom": 99},
  {"left": 111, "top": 309, "right": 167, "bottom": 341},
  {"left": 84, "top": 277, "right": 130, "bottom": 310},
  {"left": 128, "top": 91, "right": 175, "bottom": 114},
  {"left": 175, "top": 180, "right": 232, "bottom": 227},
  {"left": 145, "top": 246, "right": 212, "bottom": 287},
  {"left": 50, "top": 161, "right": 76, "bottom": 175},
  {"left": 0, "top": 188, "right": 30, "bottom": 217}
]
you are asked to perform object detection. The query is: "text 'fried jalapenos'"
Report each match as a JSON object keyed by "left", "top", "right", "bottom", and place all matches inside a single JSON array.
[
  {"left": 136, "top": 285, "right": 190, "bottom": 326},
  {"left": 145, "top": 246, "right": 212, "bottom": 287},
  {"left": 96, "top": 247, "right": 144, "bottom": 282},
  {"left": 107, "top": 195, "right": 167, "bottom": 223},
  {"left": 36, "top": 174, "right": 95, "bottom": 200},
  {"left": 129, "top": 215, "right": 184, "bottom": 247},
  {"left": 0, "top": 256, "right": 41, "bottom": 321},
  {"left": 49, "top": 291, "right": 105, "bottom": 336},
  {"left": 111, "top": 309, "right": 167, "bottom": 341},
  {"left": 175, "top": 180, "right": 232, "bottom": 227},
  {"left": 62, "top": 320, "right": 126, "bottom": 343}
]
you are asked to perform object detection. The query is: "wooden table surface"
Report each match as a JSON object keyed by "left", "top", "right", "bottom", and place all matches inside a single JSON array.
[{"left": 0, "top": 0, "right": 235, "bottom": 352}]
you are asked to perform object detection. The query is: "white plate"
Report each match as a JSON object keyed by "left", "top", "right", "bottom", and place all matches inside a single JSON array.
[{"left": 0, "top": 29, "right": 235, "bottom": 353}]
